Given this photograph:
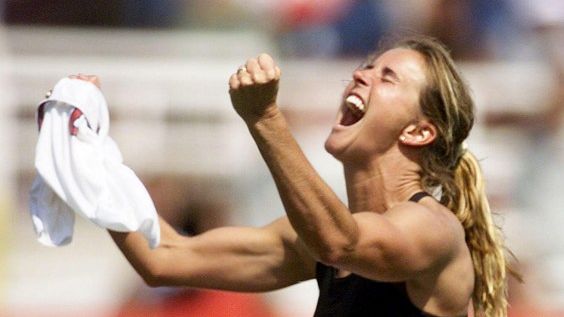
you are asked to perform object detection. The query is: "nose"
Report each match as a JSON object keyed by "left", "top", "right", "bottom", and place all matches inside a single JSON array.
[{"left": 352, "top": 69, "right": 369, "bottom": 87}]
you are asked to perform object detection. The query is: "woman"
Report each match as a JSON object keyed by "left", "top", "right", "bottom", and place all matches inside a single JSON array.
[{"left": 102, "top": 36, "right": 510, "bottom": 316}]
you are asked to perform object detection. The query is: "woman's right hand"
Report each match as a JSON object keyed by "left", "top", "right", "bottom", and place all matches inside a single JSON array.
[{"left": 228, "top": 54, "right": 281, "bottom": 123}]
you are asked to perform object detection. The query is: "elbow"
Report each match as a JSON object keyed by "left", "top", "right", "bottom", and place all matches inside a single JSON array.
[
  {"left": 143, "top": 273, "right": 164, "bottom": 288},
  {"left": 312, "top": 223, "right": 360, "bottom": 266},
  {"left": 317, "top": 251, "right": 343, "bottom": 266},
  {"left": 315, "top": 241, "right": 356, "bottom": 266},
  {"left": 141, "top": 239, "right": 191, "bottom": 288},
  {"left": 317, "top": 249, "right": 350, "bottom": 266},
  {"left": 140, "top": 262, "right": 168, "bottom": 288}
]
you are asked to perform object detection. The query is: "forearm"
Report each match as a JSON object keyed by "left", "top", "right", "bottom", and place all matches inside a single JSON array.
[
  {"left": 246, "top": 109, "right": 359, "bottom": 262},
  {"left": 228, "top": 53, "right": 358, "bottom": 262},
  {"left": 109, "top": 215, "right": 311, "bottom": 291}
]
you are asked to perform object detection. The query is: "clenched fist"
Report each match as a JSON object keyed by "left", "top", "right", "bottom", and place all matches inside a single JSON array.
[{"left": 229, "top": 53, "right": 281, "bottom": 122}]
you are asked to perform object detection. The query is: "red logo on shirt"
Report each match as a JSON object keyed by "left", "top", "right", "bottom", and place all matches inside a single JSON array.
[
  {"left": 37, "top": 105, "right": 86, "bottom": 136},
  {"left": 69, "top": 108, "right": 84, "bottom": 136}
]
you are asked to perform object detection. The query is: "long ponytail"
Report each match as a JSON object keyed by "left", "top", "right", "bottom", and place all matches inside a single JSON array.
[
  {"left": 387, "top": 36, "right": 522, "bottom": 316},
  {"left": 450, "top": 151, "right": 508, "bottom": 317}
]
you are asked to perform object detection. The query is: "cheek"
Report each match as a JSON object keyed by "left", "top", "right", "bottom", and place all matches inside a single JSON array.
[
  {"left": 385, "top": 86, "right": 420, "bottom": 116},
  {"left": 368, "top": 88, "right": 419, "bottom": 132},
  {"left": 371, "top": 84, "right": 407, "bottom": 104},
  {"left": 371, "top": 87, "right": 407, "bottom": 117}
]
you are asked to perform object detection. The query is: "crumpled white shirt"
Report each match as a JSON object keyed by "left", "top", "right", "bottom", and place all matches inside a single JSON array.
[{"left": 29, "top": 77, "right": 160, "bottom": 248}]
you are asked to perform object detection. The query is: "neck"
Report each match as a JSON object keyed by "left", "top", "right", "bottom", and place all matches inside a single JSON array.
[{"left": 343, "top": 148, "right": 423, "bottom": 214}]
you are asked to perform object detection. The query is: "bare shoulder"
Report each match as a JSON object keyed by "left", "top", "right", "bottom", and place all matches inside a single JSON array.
[
  {"left": 388, "top": 200, "right": 474, "bottom": 315},
  {"left": 384, "top": 197, "right": 466, "bottom": 265},
  {"left": 341, "top": 197, "right": 467, "bottom": 282}
]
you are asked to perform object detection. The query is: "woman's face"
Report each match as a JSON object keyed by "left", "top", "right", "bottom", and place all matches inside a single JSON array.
[{"left": 325, "top": 48, "right": 428, "bottom": 162}]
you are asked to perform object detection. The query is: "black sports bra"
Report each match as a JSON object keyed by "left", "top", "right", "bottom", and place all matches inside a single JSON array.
[{"left": 408, "top": 191, "right": 431, "bottom": 203}]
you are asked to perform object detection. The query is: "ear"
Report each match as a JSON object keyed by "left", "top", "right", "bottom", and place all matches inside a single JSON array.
[{"left": 398, "top": 121, "right": 437, "bottom": 147}]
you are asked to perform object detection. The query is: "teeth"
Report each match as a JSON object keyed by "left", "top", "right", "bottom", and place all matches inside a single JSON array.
[{"left": 345, "top": 95, "right": 365, "bottom": 114}]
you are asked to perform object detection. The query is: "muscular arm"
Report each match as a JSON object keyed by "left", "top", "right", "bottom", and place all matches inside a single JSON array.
[
  {"left": 246, "top": 111, "right": 455, "bottom": 281},
  {"left": 248, "top": 110, "right": 358, "bottom": 264},
  {"left": 68, "top": 74, "right": 316, "bottom": 292},
  {"left": 229, "top": 54, "right": 458, "bottom": 281},
  {"left": 109, "top": 216, "right": 315, "bottom": 292},
  {"left": 229, "top": 55, "right": 357, "bottom": 265}
]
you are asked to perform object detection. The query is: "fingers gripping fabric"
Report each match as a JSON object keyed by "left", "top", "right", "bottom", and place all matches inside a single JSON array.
[{"left": 30, "top": 78, "right": 160, "bottom": 248}]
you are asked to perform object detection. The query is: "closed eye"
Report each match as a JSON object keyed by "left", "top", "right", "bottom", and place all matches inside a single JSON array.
[{"left": 381, "top": 66, "right": 399, "bottom": 83}]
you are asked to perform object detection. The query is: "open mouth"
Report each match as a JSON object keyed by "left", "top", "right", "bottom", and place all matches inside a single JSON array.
[{"left": 340, "top": 95, "right": 366, "bottom": 126}]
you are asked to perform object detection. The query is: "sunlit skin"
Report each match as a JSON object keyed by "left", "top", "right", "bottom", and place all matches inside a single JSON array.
[
  {"left": 228, "top": 52, "right": 472, "bottom": 315},
  {"left": 325, "top": 48, "right": 429, "bottom": 162},
  {"left": 69, "top": 73, "right": 101, "bottom": 88},
  {"left": 325, "top": 49, "right": 439, "bottom": 214},
  {"left": 70, "top": 49, "right": 473, "bottom": 317}
]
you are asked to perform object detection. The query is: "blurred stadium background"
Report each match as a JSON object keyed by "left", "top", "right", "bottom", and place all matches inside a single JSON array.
[{"left": 0, "top": 0, "right": 562, "bottom": 316}]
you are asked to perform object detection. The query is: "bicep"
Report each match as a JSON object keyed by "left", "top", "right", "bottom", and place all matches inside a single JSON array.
[
  {"left": 156, "top": 217, "right": 316, "bottom": 291},
  {"left": 333, "top": 209, "right": 453, "bottom": 282}
]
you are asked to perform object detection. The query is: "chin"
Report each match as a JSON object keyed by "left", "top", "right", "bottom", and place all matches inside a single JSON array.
[{"left": 324, "top": 136, "right": 346, "bottom": 161}]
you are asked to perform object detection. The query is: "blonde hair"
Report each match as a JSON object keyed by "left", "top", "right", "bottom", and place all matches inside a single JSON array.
[{"left": 389, "top": 36, "right": 517, "bottom": 316}]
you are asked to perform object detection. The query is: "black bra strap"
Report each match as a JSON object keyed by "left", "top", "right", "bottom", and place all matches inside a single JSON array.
[{"left": 408, "top": 191, "right": 430, "bottom": 203}]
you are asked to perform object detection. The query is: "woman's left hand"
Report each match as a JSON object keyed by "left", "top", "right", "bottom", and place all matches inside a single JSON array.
[
  {"left": 228, "top": 53, "right": 281, "bottom": 123},
  {"left": 69, "top": 74, "right": 101, "bottom": 89}
]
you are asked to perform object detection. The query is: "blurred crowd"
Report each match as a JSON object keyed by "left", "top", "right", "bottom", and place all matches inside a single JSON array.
[
  {"left": 1, "top": 0, "right": 563, "bottom": 316},
  {"left": 2, "top": 0, "right": 561, "bottom": 60}
]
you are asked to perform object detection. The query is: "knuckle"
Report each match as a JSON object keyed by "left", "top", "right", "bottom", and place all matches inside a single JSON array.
[
  {"left": 258, "top": 54, "right": 274, "bottom": 67},
  {"left": 265, "top": 69, "right": 276, "bottom": 80},
  {"left": 251, "top": 72, "right": 264, "bottom": 82},
  {"left": 236, "top": 72, "right": 246, "bottom": 81},
  {"left": 240, "top": 76, "right": 252, "bottom": 86},
  {"left": 228, "top": 78, "right": 238, "bottom": 89},
  {"left": 258, "top": 53, "right": 271, "bottom": 62}
]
